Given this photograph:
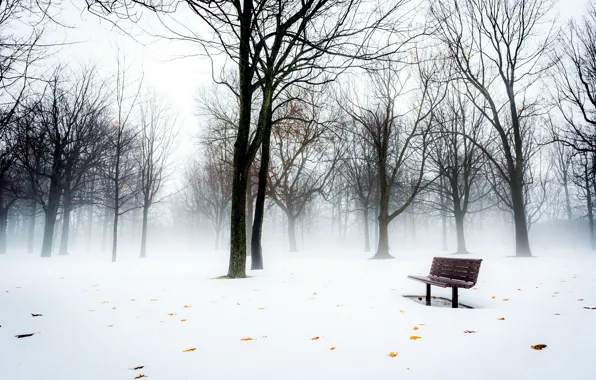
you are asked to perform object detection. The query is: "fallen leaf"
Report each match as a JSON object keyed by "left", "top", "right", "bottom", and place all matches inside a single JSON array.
[
  {"left": 159, "top": 320, "right": 165, "bottom": 322},
  {"left": 130, "top": 298, "right": 135, "bottom": 302},
  {"left": 258, "top": 308, "right": 265, "bottom": 310},
  {"left": 336, "top": 304, "right": 344, "bottom": 307},
  {"left": 92, "top": 284, "right": 99, "bottom": 287},
  {"left": 15, "top": 333, "right": 35, "bottom": 339},
  {"left": 553, "top": 292, "right": 559, "bottom": 295},
  {"left": 418, "top": 323, "right": 425, "bottom": 326},
  {"left": 578, "top": 299, "right": 584, "bottom": 301},
  {"left": 517, "top": 288, "right": 522, "bottom": 291},
  {"left": 31, "top": 313, "right": 42, "bottom": 317},
  {"left": 183, "top": 348, "right": 196, "bottom": 352},
  {"left": 330, "top": 347, "right": 336, "bottom": 351},
  {"left": 473, "top": 288, "right": 478, "bottom": 290},
  {"left": 313, "top": 292, "right": 318, "bottom": 295},
  {"left": 503, "top": 298, "right": 509, "bottom": 302},
  {"left": 497, "top": 317, "right": 505, "bottom": 320},
  {"left": 129, "top": 366, "right": 144, "bottom": 371},
  {"left": 311, "top": 336, "right": 320, "bottom": 340},
  {"left": 240, "top": 337, "right": 253, "bottom": 341},
  {"left": 168, "top": 313, "right": 176, "bottom": 316},
  {"left": 531, "top": 344, "right": 547, "bottom": 350},
  {"left": 236, "top": 303, "right": 241, "bottom": 306},
  {"left": 108, "top": 325, "right": 114, "bottom": 327},
  {"left": 491, "top": 296, "right": 496, "bottom": 299},
  {"left": 112, "top": 307, "right": 117, "bottom": 310},
  {"left": 553, "top": 313, "right": 560, "bottom": 316},
  {"left": 409, "top": 336, "right": 422, "bottom": 340},
  {"left": 101, "top": 301, "right": 109, "bottom": 304},
  {"left": 388, "top": 352, "right": 398, "bottom": 357},
  {"left": 583, "top": 307, "right": 596, "bottom": 310},
  {"left": 180, "top": 319, "right": 187, "bottom": 322},
  {"left": 59, "top": 277, "right": 65, "bottom": 280},
  {"left": 464, "top": 330, "right": 476, "bottom": 333},
  {"left": 418, "top": 297, "right": 423, "bottom": 301},
  {"left": 261, "top": 336, "right": 268, "bottom": 339},
  {"left": 406, "top": 368, "right": 410, "bottom": 371},
  {"left": 400, "top": 310, "right": 405, "bottom": 313},
  {"left": 183, "top": 305, "right": 192, "bottom": 308},
  {"left": 89, "top": 310, "right": 95, "bottom": 312},
  {"left": 134, "top": 374, "right": 147, "bottom": 379},
  {"left": 150, "top": 298, "right": 158, "bottom": 302},
  {"left": 413, "top": 327, "right": 419, "bottom": 330}
]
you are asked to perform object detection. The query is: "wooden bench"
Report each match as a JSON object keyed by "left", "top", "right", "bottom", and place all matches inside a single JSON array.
[{"left": 407, "top": 257, "right": 482, "bottom": 308}]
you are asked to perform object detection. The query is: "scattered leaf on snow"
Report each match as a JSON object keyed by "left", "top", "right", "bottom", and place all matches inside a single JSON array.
[
  {"left": 399, "top": 310, "right": 405, "bottom": 313},
  {"left": 15, "top": 333, "right": 35, "bottom": 339},
  {"left": 130, "top": 299, "right": 135, "bottom": 302},
  {"left": 517, "top": 288, "right": 521, "bottom": 291},
  {"left": 168, "top": 313, "right": 176, "bottom": 316},
  {"left": 31, "top": 313, "right": 42, "bottom": 317},
  {"left": 413, "top": 327, "right": 419, "bottom": 330},
  {"left": 108, "top": 325, "right": 113, "bottom": 327},
  {"left": 388, "top": 352, "right": 398, "bottom": 357},
  {"left": 236, "top": 303, "right": 241, "bottom": 306},
  {"left": 531, "top": 344, "right": 547, "bottom": 350},
  {"left": 583, "top": 307, "right": 596, "bottom": 310},
  {"left": 180, "top": 319, "right": 187, "bottom": 322},
  {"left": 464, "top": 330, "right": 476, "bottom": 333},
  {"left": 159, "top": 320, "right": 165, "bottom": 323},
  {"left": 497, "top": 317, "right": 505, "bottom": 321},
  {"left": 89, "top": 310, "right": 95, "bottom": 312},
  {"left": 311, "top": 337, "right": 320, "bottom": 340},
  {"left": 406, "top": 368, "right": 410, "bottom": 371},
  {"left": 473, "top": 288, "right": 478, "bottom": 290},
  {"left": 578, "top": 299, "right": 584, "bottom": 301},
  {"left": 129, "top": 366, "right": 144, "bottom": 371},
  {"left": 330, "top": 347, "right": 336, "bottom": 351},
  {"left": 409, "top": 336, "right": 422, "bottom": 340},
  {"left": 150, "top": 299, "right": 158, "bottom": 302},
  {"left": 491, "top": 296, "right": 496, "bottom": 299},
  {"left": 503, "top": 298, "right": 509, "bottom": 302},
  {"left": 313, "top": 292, "right": 318, "bottom": 295},
  {"left": 183, "top": 305, "right": 192, "bottom": 308},
  {"left": 418, "top": 323, "right": 425, "bottom": 326},
  {"left": 183, "top": 348, "right": 196, "bottom": 352},
  {"left": 261, "top": 336, "right": 268, "bottom": 339},
  {"left": 553, "top": 313, "right": 560, "bottom": 316},
  {"left": 258, "top": 308, "right": 265, "bottom": 310},
  {"left": 134, "top": 374, "right": 147, "bottom": 379},
  {"left": 553, "top": 292, "right": 559, "bottom": 295},
  {"left": 59, "top": 277, "right": 65, "bottom": 280},
  {"left": 240, "top": 337, "right": 253, "bottom": 341}
]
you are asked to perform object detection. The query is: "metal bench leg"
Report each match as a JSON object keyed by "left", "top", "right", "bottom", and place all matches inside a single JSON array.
[
  {"left": 426, "top": 284, "right": 431, "bottom": 306},
  {"left": 452, "top": 287, "right": 459, "bottom": 308}
]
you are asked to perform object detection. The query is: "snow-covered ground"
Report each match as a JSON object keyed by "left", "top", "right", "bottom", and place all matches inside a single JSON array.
[{"left": 1, "top": 247, "right": 595, "bottom": 380}]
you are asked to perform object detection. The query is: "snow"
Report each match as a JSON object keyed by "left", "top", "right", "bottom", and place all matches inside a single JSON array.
[{"left": 1, "top": 248, "right": 595, "bottom": 380}]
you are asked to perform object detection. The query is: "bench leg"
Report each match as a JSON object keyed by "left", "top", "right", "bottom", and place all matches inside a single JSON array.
[
  {"left": 452, "top": 287, "right": 459, "bottom": 308},
  {"left": 426, "top": 284, "right": 431, "bottom": 306}
]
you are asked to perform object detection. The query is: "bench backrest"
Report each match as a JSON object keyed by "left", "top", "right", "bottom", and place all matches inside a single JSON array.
[{"left": 429, "top": 257, "right": 482, "bottom": 284}]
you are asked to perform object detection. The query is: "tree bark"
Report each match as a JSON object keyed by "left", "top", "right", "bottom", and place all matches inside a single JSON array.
[
  {"left": 363, "top": 207, "right": 370, "bottom": 252},
  {"left": 372, "top": 182, "right": 393, "bottom": 259},
  {"left": 0, "top": 207, "right": 8, "bottom": 254},
  {"left": 41, "top": 178, "right": 61, "bottom": 258},
  {"left": 287, "top": 215, "right": 298, "bottom": 252},
  {"left": 27, "top": 200, "right": 36, "bottom": 254},
  {"left": 246, "top": 180, "right": 253, "bottom": 253},
  {"left": 586, "top": 158, "right": 596, "bottom": 250},
  {"left": 509, "top": 174, "right": 532, "bottom": 256},
  {"left": 454, "top": 211, "right": 468, "bottom": 254},
  {"left": 140, "top": 203, "right": 149, "bottom": 258},
  {"left": 59, "top": 188, "right": 72, "bottom": 255}
]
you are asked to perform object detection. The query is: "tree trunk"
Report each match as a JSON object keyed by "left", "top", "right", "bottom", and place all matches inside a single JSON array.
[
  {"left": 363, "top": 207, "right": 370, "bottom": 252},
  {"left": 287, "top": 215, "right": 298, "bottom": 252},
  {"left": 140, "top": 203, "right": 149, "bottom": 258},
  {"left": 372, "top": 184, "right": 393, "bottom": 259},
  {"left": 41, "top": 179, "right": 61, "bottom": 258},
  {"left": 102, "top": 204, "right": 109, "bottom": 252},
  {"left": 59, "top": 188, "right": 72, "bottom": 255},
  {"left": 585, "top": 159, "right": 596, "bottom": 250},
  {"left": 246, "top": 181, "right": 253, "bottom": 253},
  {"left": 509, "top": 175, "right": 532, "bottom": 257},
  {"left": 27, "top": 200, "right": 37, "bottom": 254},
  {"left": 454, "top": 211, "right": 468, "bottom": 254},
  {"left": 563, "top": 173, "right": 572, "bottom": 221},
  {"left": 0, "top": 207, "right": 7, "bottom": 254},
  {"left": 215, "top": 225, "right": 221, "bottom": 250},
  {"left": 441, "top": 212, "right": 448, "bottom": 251}
]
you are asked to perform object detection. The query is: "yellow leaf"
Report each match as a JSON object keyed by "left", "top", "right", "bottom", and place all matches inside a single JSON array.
[
  {"left": 150, "top": 298, "right": 158, "bottom": 302},
  {"left": 258, "top": 308, "right": 265, "bottom": 310},
  {"left": 240, "top": 337, "right": 253, "bottom": 341},
  {"left": 413, "top": 326, "right": 419, "bottom": 330},
  {"left": 388, "top": 352, "right": 398, "bottom": 357},
  {"left": 183, "top": 348, "right": 196, "bottom": 352},
  {"left": 497, "top": 317, "right": 505, "bottom": 320},
  {"left": 531, "top": 344, "right": 547, "bottom": 350},
  {"left": 183, "top": 305, "right": 192, "bottom": 308},
  {"left": 491, "top": 296, "right": 496, "bottom": 299},
  {"left": 399, "top": 310, "right": 405, "bottom": 313},
  {"left": 410, "top": 336, "right": 422, "bottom": 340}
]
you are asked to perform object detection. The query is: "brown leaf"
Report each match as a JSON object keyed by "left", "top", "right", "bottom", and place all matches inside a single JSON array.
[
  {"left": 531, "top": 344, "right": 547, "bottom": 350},
  {"left": 31, "top": 313, "right": 42, "bottom": 317},
  {"left": 491, "top": 296, "right": 496, "bottom": 299},
  {"left": 464, "top": 330, "right": 476, "bottom": 333},
  {"left": 168, "top": 313, "right": 176, "bottom": 316},
  {"left": 418, "top": 297, "right": 423, "bottom": 301},
  {"left": 130, "top": 298, "right": 135, "bottom": 301},
  {"left": 129, "top": 366, "right": 145, "bottom": 371},
  {"left": 472, "top": 288, "right": 478, "bottom": 290},
  {"left": 183, "top": 348, "right": 196, "bottom": 352},
  {"left": 180, "top": 319, "right": 187, "bottom": 322},
  {"left": 497, "top": 317, "right": 505, "bottom": 321},
  {"left": 134, "top": 374, "right": 147, "bottom": 379},
  {"left": 388, "top": 352, "right": 398, "bottom": 357},
  {"left": 15, "top": 333, "right": 35, "bottom": 339},
  {"left": 503, "top": 298, "right": 509, "bottom": 302},
  {"left": 240, "top": 337, "right": 253, "bottom": 341},
  {"left": 311, "top": 336, "right": 320, "bottom": 340},
  {"left": 330, "top": 347, "right": 336, "bottom": 351}
]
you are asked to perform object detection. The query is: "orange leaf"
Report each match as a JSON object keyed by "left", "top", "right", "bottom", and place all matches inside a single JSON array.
[
  {"left": 240, "top": 337, "right": 253, "bottom": 341},
  {"left": 531, "top": 344, "right": 547, "bottom": 350},
  {"left": 413, "top": 326, "right": 419, "bottom": 330},
  {"left": 258, "top": 308, "right": 265, "bottom": 310},
  {"left": 503, "top": 298, "right": 510, "bottom": 302},
  {"left": 497, "top": 317, "right": 505, "bottom": 320},
  {"left": 409, "top": 336, "right": 422, "bottom": 340},
  {"left": 517, "top": 288, "right": 521, "bottom": 291},
  {"left": 330, "top": 347, "right": 336, "bottom": 351},
  {"left": 311, "top": 336, "right": 320, "bottom": 340},
  {"left": 183, "top": 348, "right": 196, "bottom": 352},
  {"left": 473, "top": 288, "right": 478, "bottom": 290},
  {"left": 491, "top": 296, "right": 496, "bottom": 299},
  {"left": 388, "top": 352, "right": 398, "bottom": 357},
  {"left": 168, "top": 313, "right": 176, "bottom": 316},
  {"left": 180, "top": 319, "right": 187, "bottom": 322}
]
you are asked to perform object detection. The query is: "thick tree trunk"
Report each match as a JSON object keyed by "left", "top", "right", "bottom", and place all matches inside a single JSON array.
[
  {"left": 246, "top": 182, "right": 253, "bottom": 253},
  {"left": 27, "top": 200, "right": 36, "bottom": 253},
  {"left": 59, "top": 189, "right": 72, "bottom": 255},
  {"left": 372, "top": 186, "right": 393, "bottom": 259},
  {"left": 41, "top": 179, "right": 61, "bottom": 258},
  {"left": 363, "top": 207, "right": 370, "bottom": 252},
  {"left": 140, "top": 203, "right": 149, "bottom": 258},
  {"left": 0, "top": 207, "right": 7, "bottom": 254},
  {"left": 454, "top": 211, "right": 468, "bottom": 254},
  {"left": 287, "top": 215, "right": 298, "bottom": 252},
  {"left": 509, "top": 175, "right": 532, "bottom": 257}
]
